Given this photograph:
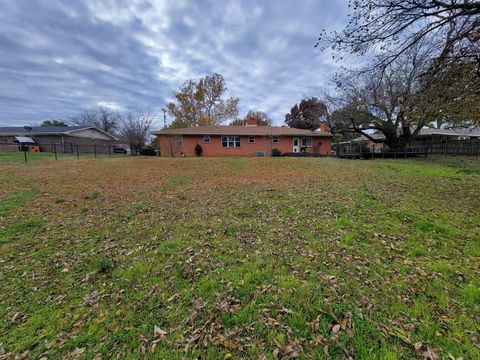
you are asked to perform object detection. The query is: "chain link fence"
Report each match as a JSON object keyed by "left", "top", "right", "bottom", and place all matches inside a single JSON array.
[{"left": 0, "top": 143, "right": 132, "bottom": 164}]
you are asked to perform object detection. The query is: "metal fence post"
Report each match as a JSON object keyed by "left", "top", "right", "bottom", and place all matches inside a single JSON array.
[
  {"left": 108, "top": 145, "right": 111, "bottom": 158},
  {"left": 23, "top": 149, "right": 28, "bottom": 163},
  {"left": 76, "top": 145, "right": 80, "bottom": 160},
  {"left": 94, "top": 144, "right": 97, "bottom": 158},
  {"left": 53, "top": 143, "right": 58, "bottom": 160}
]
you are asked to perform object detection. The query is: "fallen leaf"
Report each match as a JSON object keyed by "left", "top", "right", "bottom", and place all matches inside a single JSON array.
[
  {"left": 154, "top": 325, "right": 167, "bottom": 338},
  {"left": 83, "top": 290, "right": 99, "bottom": 306},
  {"left": 332, "top": 324, "right": 341, "bottom": 334},
  {"left": 423, "top": 347, "right": 439, "bottom": 360},
  {"left": 273, "top": 348, "right": 280, "bottom": 359}
]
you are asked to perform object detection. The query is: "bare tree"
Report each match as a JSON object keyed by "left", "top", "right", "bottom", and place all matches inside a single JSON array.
[
  {"left": 119, "top": 107, "right": 155, "bottom": 155},
  {"left": 161, "top": 134, "right": 184, "bottom": 157},
  {"left": 326, "top": 46, "right": 436, "bottom": 150},
  {"left": 317, "top": 0, "right": 480, "bottom": 74},
  {"left": 70, "top": 106, "right": 120, "bottom": 133}
]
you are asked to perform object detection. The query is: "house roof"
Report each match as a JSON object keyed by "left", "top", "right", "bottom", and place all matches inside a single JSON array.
[
  {"left": 0, "top": 126, "right": 118, "bottom": 140},
  {"left": 152, "top": 125, "right": 332, "bottom": 137},
  {"left": 350, "top": 127, "right": 480, "bottom": 142},
  {"left": 418, "top": 127, "right": 480, "bottom": 137},
  {"left": 350, "top": 133, "right": 385, "bottom": 142},
  {"left": 14, "top": 136, "right": 35, "bottom": 143}
]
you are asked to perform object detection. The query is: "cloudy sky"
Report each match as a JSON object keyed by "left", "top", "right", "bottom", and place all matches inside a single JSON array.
[{"left": 0, "top": 0, "right": 349, "bottom": 127}]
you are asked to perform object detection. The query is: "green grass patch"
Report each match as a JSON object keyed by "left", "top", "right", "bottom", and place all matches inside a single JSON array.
[
  {"left": 465, "top": 235, "right": 480, "bottom": 256},
  {"left": 340, "top": 232, "right": 357, "bottom": 248},
  {"left": 168, "top": 175, "right": 190, "bottom": 186},
  {"left": 84, "top": 191, "right": 101, "bottom": 200},
  {"left": 0, "top": 215, "right": 45, "bottom": 243},
  {"left": 460, "top": 284, "right": 480, "bottom": 305},
  {"left": 413, "top": 220, "right": 452, "bottom": 235},
  {"left": 427, "top": 260, "right": 455, "bottom": 276},
  {"left": 381, "top": 161, "right": 461, "bottom": 178},
  {"left": 227, "top": 159, "right": 245, "bottom": 169},
  {"left": 0, "top": 189, "right": 38, "bottom": 215}
]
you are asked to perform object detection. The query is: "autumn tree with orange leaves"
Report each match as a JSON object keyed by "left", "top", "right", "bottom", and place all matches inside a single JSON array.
[{"left": 167, "top": 73, "right": 239, "bottom": 128}]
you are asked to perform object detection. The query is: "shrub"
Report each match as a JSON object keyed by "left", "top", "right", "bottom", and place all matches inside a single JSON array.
[
  {"left": 272, "top": 148, "right": 281, "bottom": 157},
  {"left": 195, "top": 144, "right": 203, "bottom": 156},
  {"left": 139, "top": 147, "right": 156, "bottom": 156}
]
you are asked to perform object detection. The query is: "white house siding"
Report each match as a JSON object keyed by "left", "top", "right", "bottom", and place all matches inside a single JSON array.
[{"left": 69, "top": 129, "right": 113, "bottom": 140}]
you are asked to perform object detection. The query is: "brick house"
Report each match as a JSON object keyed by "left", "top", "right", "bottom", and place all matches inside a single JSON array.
[
  {"left": 0, "top": 126, "right": 118, "bottom": 153},
  {"left": 152, "top": 120, "right": 332, "bottom": 157}
]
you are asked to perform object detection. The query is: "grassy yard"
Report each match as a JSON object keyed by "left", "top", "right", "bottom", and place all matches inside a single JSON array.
[{"left": 0, "top": 156, "right": 479, "bottom": 359}]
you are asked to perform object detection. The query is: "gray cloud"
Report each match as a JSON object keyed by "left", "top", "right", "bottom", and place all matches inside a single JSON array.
[{"left": 0, "top": 0, "right": 349, "bottom": 126}]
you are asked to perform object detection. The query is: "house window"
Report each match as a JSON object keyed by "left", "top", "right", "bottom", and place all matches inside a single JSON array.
[
  {"left": 221, "top": 136, "right": 241, "bottom": 148},
  {"left": 176, "top": 135, "right": 183, "bottom": 147},
  {"left": 248, "top": 136, "right": 255, "bottom": 143},
  {"left": 272, "top": 136, "right": 279, "bottom": 144},
  {"left": 203, "top": 135, "right": 211, "bottom": 143},
  {"left": 302, "top": 137, "right": 312, "bottom": 147}
]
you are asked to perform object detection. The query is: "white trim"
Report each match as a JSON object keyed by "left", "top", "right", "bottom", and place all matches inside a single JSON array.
[
  {"left": 221, "top": 135, "right": 241, "bottom": 148},
  {"left": 292, "top": 137, "right": 300, "bottom": 153}
]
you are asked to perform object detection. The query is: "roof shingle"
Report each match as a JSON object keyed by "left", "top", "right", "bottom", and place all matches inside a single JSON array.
[
  {"left": 0, "top": 126, "right": 88, "bottom": 135},
  {"left": 152, "top": 125, "right": 332, "bottom": 137}
]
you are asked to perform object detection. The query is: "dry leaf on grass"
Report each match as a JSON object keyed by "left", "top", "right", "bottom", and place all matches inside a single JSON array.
[
  {"left": 423, "top": 347, "right": 439, "bottom": 360},
  {"left": 154, "top": 326, "right": 167, "bottom": 338}
]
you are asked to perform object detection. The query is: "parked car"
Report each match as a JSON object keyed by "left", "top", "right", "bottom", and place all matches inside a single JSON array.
[{"left": 112, "top": 145, "right": 127, "bottom": 154}]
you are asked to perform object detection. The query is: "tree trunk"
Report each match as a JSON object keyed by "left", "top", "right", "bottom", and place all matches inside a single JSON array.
[{"left": 383, "top": 126, "right": 413, "bottom": 151}]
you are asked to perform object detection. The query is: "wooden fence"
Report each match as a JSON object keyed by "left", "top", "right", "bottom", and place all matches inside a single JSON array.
[
  {"left": 410, "top": 139, "right": 480, "bottom": 156},
  {"left": 335, "top": 139, "right": 480, "bottom": 158}
]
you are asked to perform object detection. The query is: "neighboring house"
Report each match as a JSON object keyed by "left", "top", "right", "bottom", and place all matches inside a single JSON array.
[
  {"left": 152, "top": 120, "right": 332, "bottom": 157},
  {"left": 351, "top": 127, "right": 480, "bottom": 142},
  {"left": 0, "top": 126, "right": 118, "bottom": 153},
  {"left": 416, "top": 127, "right": 480, "bottom": 140},
  {"left": 338, "top": 127, "right": 480, "bottom": 154}
]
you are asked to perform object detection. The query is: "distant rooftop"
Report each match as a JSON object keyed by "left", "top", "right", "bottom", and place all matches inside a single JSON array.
[
  {"left": 418, "top": 127, "right": 480, "bottom": 137},
  {"left": 350, "top": 127, "right": 480, "bottom": 142},
  {"left": 0, "top": 126, "right": 117, "bottom": 139},
  {"left": 0, "top": 126, "right": 89, "bottom": 135}
]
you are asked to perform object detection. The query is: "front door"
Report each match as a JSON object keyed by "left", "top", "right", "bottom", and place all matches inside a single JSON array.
[{"left": 292, "top": 138, "right": 300, "bottom": 153}]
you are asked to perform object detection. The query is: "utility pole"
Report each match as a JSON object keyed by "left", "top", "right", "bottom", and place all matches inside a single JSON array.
[{"left": 161, "top": 108, "right": 167, "bottom": 128}]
